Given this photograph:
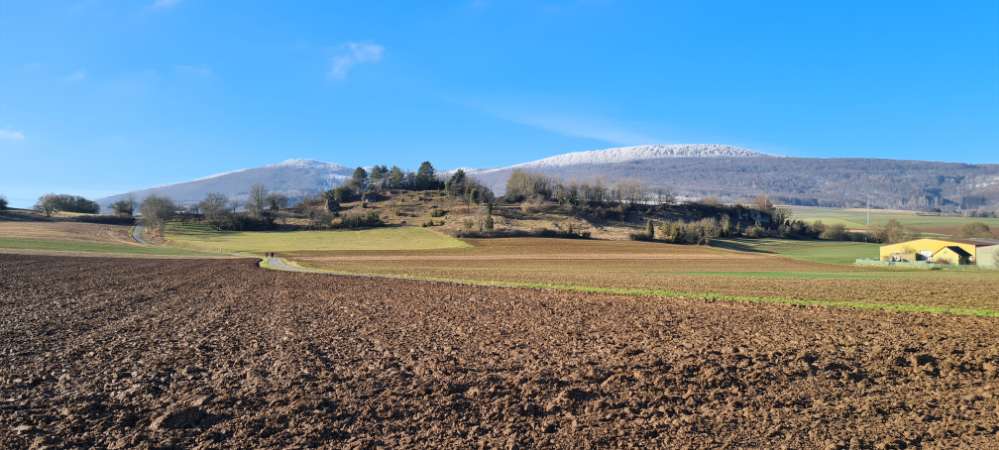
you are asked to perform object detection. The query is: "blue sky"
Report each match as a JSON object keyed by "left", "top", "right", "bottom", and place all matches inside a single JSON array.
[{"left": 2, "top": 0, "right": 998, "bottom": 207}]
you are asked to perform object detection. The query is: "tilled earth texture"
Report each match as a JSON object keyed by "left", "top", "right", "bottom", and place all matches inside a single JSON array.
[{"left": 2, "top": 254, "right": 999, "bottom": 449}]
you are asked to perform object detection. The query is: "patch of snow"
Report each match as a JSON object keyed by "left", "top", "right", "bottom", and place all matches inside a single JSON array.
[
  {"left": 475, "top": 144, "right": 770, "bottom": 173},
  {"left": 270, "top": 159, "right": 348, "bottom": 171}
]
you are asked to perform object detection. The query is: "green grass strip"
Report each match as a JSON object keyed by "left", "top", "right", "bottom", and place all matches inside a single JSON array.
[
  {"left": 264, "top": 258, "right": 999, "bottom": 319},
  {"left": 0, "top": 237, "right": 211, "bottom": 256}
]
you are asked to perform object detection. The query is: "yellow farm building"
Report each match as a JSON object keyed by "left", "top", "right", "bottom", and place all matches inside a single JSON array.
[{"left": 880, "top": 238, "right": 999, "bottom": 267}]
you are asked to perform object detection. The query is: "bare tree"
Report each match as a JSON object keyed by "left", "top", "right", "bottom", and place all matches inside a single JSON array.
[
  {"left": 654, "top": 188, "right": 675, "bottom": 206},
  {"left": 140, "top": 195, "right": 177, "bottom": 234},
  {"left": 266, "top": 193, "right": 289, "bottom": 212},
  {"left": 246, "top": 184, "right": 268, "bottom": 219},
  {"left": 199, "top": 193, "right": 230, "bottom": 225},
  {"left": 753, "top": 194, "right": 774, "bottom": 211}
]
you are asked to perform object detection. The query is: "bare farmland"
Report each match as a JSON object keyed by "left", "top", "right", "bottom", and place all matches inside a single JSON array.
[{"left": 2, "top": 254, "right": 998, "bottom": 448}]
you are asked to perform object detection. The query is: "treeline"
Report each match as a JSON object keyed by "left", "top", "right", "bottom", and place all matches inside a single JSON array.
[
  {"left": 34, "top": 194, "right": 100, "bottom": 215},
  {"left": 444, "top": 169, "right": 494, "bottom": 205},
  {"left": 0, "top": 195, "right": 7, "bottom": 210},
  {"left": 635, "top": 215, "right": 913, "bottom": 245},
  {"left": 504, "top": 170, "right": 664, "bottom": 206}
]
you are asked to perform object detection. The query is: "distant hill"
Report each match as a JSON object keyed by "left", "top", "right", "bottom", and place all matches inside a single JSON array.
[
  {"left": 97, "top": 159, "right": 352, "bottom": 210},
  {"left": 467, "top": 144, "right": 999, "bottom": 211},
  {"left": 100, "top": 145, "right": 999, "bottom": 212}
]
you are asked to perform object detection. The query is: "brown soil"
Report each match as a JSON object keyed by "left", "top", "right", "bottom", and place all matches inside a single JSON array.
[
  {"left": 2, "top": 254, "right": 998, "bottom": 449},
  {"left": 0, "top": 221, "right": 135, "bottom": 245},
  {"left": 290, "top": 238, "right": 999, "bottom": 311}
]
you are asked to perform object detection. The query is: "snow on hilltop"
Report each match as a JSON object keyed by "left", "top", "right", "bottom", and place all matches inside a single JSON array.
[
  {"left": 502, "top": 144, "right": 767, "bottom": 170},
  {"left": 269, "top": 159, "right": 349, "bottom": 170}
]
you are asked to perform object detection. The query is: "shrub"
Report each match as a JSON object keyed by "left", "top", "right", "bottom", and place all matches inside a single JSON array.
[
  {"left": 430, "top": 207, "right": 447, "bottom": 217},
  {"left": 819, "top": 223, "right": 847, "bottom": 240},
  {"left": 481, "top": 203, "right": 495, "bottom": 231},
  {"left": 873, "top": 219, "right": 910, "bottom": 244},
  {"left": 630, "top": 220, "right": 656, "bottom": 241},
  {"left": 110, "top": 198, "right": 135, "bottom": 217},
  {"left": 629, "top": 232, "right": 655, "bottom": 242},
  {"left": 743, "top": 224, "right": 766, "bottom": 239},
  {"left": 657, "top": 218, "right": 722, "bottom": 244},
  {"left": 957, "top": 222, "right": 992, "bottom": 238},
  {"left": 335, "top": 210, "right": 384, "bottom": 229},
  {"left": 139, "top": 195, "right": 177, "bottom": 233}
]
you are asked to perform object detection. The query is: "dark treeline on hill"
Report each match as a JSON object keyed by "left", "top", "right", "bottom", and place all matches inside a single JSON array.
[
  {"left": 470, "top": 156, "right": 999, "bottom": 214},
  {"left": 496, "top": 169, "right": 908, "bottom": 244},
  {"left": 34, "top": 194, "right": 100, "bottom": 216},
  {"left": 18, "top": 160, "right": 921, "bottom": 245}
]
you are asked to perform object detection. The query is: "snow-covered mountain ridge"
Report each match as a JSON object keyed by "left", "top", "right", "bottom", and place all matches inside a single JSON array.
[{"left": 491, "top": 144, "right": 767, "bottom": 172}]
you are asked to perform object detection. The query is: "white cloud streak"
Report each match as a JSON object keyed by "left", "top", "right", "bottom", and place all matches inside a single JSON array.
[
  {"left": 0, "top": 129, "right": 26, "bottom": 141},
  {"left": 329, "top": 42, "right": 384, "bottom": 80},
  {"left": 469, "top": 98, "right": 658, "bottom": 145},
  {"left": 175, "top": 65, "right": 214, "bottom": 78},
  {"left": 502, "top": 112, "right": 658, "bottom": 145},
  {"left": 151, "top": 0, "right": 181, "bottom": 10},
  {"left": 64, "top": 69, "right": 87, "bottom": 82}
]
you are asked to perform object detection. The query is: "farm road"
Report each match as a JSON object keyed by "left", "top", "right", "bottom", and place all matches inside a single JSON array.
[{"left": 131, "top": 223, "right": 148, "bottom": 245}]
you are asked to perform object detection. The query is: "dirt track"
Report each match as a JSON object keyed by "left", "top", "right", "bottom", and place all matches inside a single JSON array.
[{"left": 2, "top": 254, "right": 999, "bottom": 449}]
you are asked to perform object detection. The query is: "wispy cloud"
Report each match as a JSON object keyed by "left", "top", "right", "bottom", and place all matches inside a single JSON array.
[
  {"left": 0, "top": 129, "right": 26, "bottom": 141},
  {"left": 174, "top": 64, "right": 214, "bottom": 78},
  {"left": 503, "top": 112, "right": 657, "bottom": 145},
  {"left": 469, "top": 98, "right": 658, "bottom": 145},
  {"left": 151, "top": 0, "right": 181, "bottom": 10},
  {"left": 329, "top": 42, "right": 384, "bottom": 80},
  {"left": 64, "top": 69, "right": 87, "bottom": 82}
]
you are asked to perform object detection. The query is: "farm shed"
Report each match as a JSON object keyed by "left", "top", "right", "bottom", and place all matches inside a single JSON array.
[
  {"left": 931, "top": 246, "right": 972, "bottom": 266},
  {"left": 977, "top": 245, "right": 999, "bottom": 269},
  {"left": 879, "top": 238, "right": 979, "bottom": 265}
]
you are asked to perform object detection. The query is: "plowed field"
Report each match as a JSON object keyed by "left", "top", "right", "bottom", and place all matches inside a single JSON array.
[
  {"left": 2, "top": 254, "right": 998, "bottom": 448},
  {"left": 291, "top": 238, "right": 999, "bottom": 313}
]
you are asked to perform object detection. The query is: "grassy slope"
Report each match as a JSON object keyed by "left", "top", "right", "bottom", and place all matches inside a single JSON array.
[
  {"left": 0, "top": 237, "right": 208, "bottom": 256},
  {"left": 164, "top": 221, "right": 470, "bottom": 254},
  {"left": 710, "top": 238, "right": 879, "bottom": 265}
]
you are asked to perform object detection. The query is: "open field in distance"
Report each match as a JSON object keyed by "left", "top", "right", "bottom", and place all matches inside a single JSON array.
[
  {"left": 289, "top": 238, "right": 999, "bottom": 314},
  {"left": 710, "top": 238, "right": 880, "bottom": 265},
  {"left": 791, "top": 206, "right": 999, "bottom": 237},
  {"left": 164, "top": 221, "right": 470, "bottom": 254},
  {"left": 0, "top": 220, "right": 207, "bottom": 256}
]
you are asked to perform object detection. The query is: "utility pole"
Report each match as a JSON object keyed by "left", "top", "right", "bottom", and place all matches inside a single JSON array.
[{"left": 866, "top": 195, "right": 870, "bottom": 226}]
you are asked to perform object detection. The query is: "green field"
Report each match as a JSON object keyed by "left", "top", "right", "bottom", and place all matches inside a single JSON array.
[
  {"left": 0, "top": 237, "right": 209, "bottom": 256},
  {"left": 164, "top": 222, "right": 470, "bottom": 254},
  {"left": 790, "top": 206, "right": 999, "bottom": 236},
  {"left": 710, "top": 238, "right": 879, "bottom": 265}
]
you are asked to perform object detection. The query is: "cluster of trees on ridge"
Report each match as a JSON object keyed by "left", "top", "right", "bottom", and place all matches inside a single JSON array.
[
  {"left": 14, "top": 161, "right": 995, "bottom": 245},
  {"left": 34, "top": 194, "right": 100, "bottom": 216}
]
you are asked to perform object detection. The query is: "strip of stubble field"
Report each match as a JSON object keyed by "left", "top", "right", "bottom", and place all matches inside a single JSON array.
[{"left": 258, "top": 257, "right": 999, "bottom": 318}]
